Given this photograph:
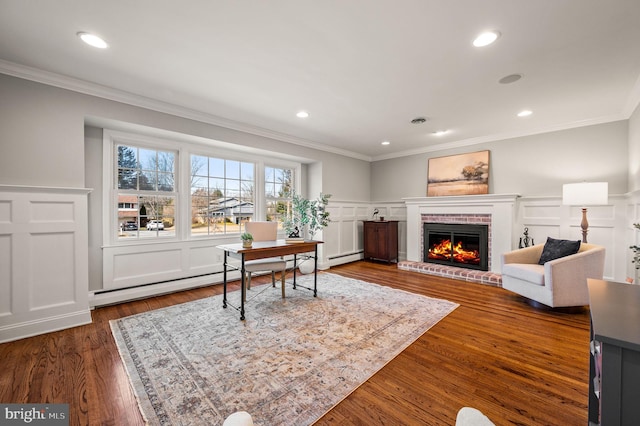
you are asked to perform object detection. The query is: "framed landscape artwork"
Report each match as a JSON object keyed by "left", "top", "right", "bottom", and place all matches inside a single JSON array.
[{"left": 427, "top": 150, "right": 490, "bottom": 196}]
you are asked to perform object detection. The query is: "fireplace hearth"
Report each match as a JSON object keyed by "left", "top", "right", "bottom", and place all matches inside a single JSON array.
[{"left": 423, "top": 223, "right": 489, "bottom": 271}]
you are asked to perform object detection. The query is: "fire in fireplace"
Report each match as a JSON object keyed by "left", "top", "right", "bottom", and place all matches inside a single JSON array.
[{"left": 423, "top": 223, "right": 489, "bottom": 271}]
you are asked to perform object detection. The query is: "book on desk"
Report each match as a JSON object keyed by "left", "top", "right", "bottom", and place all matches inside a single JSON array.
[{"left": 285, "top": 238, "right": 306, "bottom": 243}]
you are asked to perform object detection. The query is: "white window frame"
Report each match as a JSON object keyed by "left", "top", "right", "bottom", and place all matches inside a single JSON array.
[
  {"left": 264, "top": 164, "right": 296, "bottom": 225},
  {"left": 103, "top": 129, "right": 302, "bottom": 246},
  {"left": 188, "top": 153, "right": 256, "bottom": 237}
]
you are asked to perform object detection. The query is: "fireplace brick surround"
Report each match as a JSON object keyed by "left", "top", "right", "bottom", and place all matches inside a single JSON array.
[
  {"left": 422, "top": 214, "right": 491, "bottom": 269},
  {"left": 399, "top": 194, "right": 519, "bottom": 286}
]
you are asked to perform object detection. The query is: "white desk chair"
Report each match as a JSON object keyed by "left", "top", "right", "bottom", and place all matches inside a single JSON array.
[{"left": 244, "top": 221, "right": 287, "bottom": 299}]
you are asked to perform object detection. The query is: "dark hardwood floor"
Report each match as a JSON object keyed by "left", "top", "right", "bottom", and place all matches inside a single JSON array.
[{"left": 0, "top": 261, "right": 591, "bottom": 425}]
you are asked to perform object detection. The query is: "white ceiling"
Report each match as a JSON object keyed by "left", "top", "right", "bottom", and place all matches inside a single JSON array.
[{"left": 1, "top": 0, "right": 640, "bottom": 161}]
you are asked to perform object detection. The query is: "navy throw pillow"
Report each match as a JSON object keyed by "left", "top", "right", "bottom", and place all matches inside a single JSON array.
[{"left": 538, "top": 237, "right": 581, "bottom": 265}]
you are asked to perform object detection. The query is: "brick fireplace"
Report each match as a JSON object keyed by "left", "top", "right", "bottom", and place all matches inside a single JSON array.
[
  {"left": 399, "top": 194, "right": 519, "bottom": 286},
  {"left": 423, "top": 220, "right": 489, "bottom": 271}
]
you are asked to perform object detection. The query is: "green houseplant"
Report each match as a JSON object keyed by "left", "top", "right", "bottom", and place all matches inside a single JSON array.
[
  {"left": 240, "top": 232, "right": 253, "bottom": 248},
  {"left": 282, "top": 191, "right": 331, "bottom": 240},
  {"left": 631, "top": 223, "right": 640, "bottom": 270}
]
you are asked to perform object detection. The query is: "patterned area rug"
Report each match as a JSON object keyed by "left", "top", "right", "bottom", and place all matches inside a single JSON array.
[{"left": 110, "top": 273, "right": 458, "bottom": 425}]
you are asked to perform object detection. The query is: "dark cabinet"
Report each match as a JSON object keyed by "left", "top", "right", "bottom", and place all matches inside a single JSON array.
[
  {"left": 587, "top": 278, "right": 640, "bottom": 426},
  {"left": 363, "top": 220, "right": 398, "bottom": 263}
]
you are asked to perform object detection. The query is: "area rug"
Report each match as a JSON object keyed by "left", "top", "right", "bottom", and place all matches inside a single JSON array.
[{"left": 110, "top": 273, "right": 458, "bottom": 425}]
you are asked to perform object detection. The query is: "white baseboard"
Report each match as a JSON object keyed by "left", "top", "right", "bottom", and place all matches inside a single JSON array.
[
  {"left": 0, "top": 310, "right": 92, "bottom": 344},
  {"left": 328, "top": 252, "right": 363, "bottom": 266},
  {"left": 90, "top": 258, "right": 338, "bottom": 308},
  {"left": 89, "top": 271, "right": 238, "bottom": 308}
]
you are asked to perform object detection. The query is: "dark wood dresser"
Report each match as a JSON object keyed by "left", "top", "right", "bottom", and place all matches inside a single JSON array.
[{"left": 363, "top": 220, "right": 398, "bottom": 263}]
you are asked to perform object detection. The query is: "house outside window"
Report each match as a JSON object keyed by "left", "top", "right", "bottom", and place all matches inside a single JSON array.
[
  {"left": 116, "top": 145, "right": 176, "bottom": 239},
  {"left": 265, "top": 166, "right": 294, "bottom": 228},
  {"left": 105, "top": 130, "right": 302, "bottom": 246},
  {"left": 191, "top": 155, "right": 255, "bottom": 236}
]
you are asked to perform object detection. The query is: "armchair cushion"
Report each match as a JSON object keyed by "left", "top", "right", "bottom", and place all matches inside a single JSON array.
[
  {"left": 538, "top": 237, "right": 581, "bottom": 265},
  {"left": 502, "top": 263, "right": 545, "bottom": 286}
]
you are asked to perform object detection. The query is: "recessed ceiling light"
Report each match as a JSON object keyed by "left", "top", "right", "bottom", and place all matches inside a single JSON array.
[
  {"left": 473, "top": 30, "right": 500, "bottom": 47},
  {"left": 381, "top": 141, "right": 390, "bottom": 145},
  {"left": 517, "top": 110, "right": 533, "bottom": 117},
  {"left": 499, "top": 73, "right": 523, "bottom": 84},
  {"left": 433, "top": 130, "right": 449, "bottom": 136},
  {"left": 296, "top": 111, "right": 309, "bottom": 118},
  {"left": 77, "top": 32, "right": 108, "bottom": 49}
]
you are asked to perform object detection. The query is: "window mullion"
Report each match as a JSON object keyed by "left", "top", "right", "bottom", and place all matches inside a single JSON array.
[{"left": 254, "top": 161, "right": 265, "bottom": 222}]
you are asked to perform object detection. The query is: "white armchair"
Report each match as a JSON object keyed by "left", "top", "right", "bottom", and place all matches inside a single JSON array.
[{"left": 501, "top": 242, "right": 605, "bottom": 308}]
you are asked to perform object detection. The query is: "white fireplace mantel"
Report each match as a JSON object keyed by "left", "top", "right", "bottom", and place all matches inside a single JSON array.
[{"left": 404, "top": 194, "right": 520, "bottom": 273}]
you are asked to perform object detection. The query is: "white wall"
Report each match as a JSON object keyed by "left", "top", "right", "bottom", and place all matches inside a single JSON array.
[
  {"left": 1, "top": 69, "right": 638, "bottom": 340},
  {"left": 0, "top": 73, "right": 372, "bottom": 339},
  {"left": 0, "top": 75, "right": 86, "bottom": 187},
  {"left": 629, "top": 104, "right": 640, "bottom": 192},
  {"left": 371, "top": 120, "right": 635, "bottom": 282},
  {"left": 371, "top": 121, "right": 629, "bottom": 201}
]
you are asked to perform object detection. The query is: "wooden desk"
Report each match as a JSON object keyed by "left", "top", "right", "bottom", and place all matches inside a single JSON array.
[{"left": 217, "top": 240, "right": 322, "bottom": 320}]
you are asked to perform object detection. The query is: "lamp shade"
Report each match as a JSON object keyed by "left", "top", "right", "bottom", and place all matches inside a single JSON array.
[{"left": 562, "top": 182, "right": 608, "bottom": 206}]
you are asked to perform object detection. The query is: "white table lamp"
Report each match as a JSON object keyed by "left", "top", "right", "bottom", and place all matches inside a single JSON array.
[{"left": 562, "top": 182, "right": 608, "bottom": 243}]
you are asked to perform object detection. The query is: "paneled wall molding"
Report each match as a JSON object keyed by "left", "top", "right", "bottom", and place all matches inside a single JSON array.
[
  {"left": 98, "top": 199, "right": 408, "bottom": 305},
  {"left": 0, "top": 185, "right": 92, "bottom": 343},
  {"left": 626, "top": 191, "right": 640, "bottom": 283},
  {"left": 516, "top": 193, "right": 628, "bottom": 282},
  {"left": 324, "top": 199, "right": 407, "bottom": 266},
  {"left": 0, "top": 184, "right": 93, "bottom": 195}
]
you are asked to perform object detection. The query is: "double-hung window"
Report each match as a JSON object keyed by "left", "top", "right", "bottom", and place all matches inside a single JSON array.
[
  {"left": 191, "top": 155, "right": 255, "bottom": 235},
  {"left": 265, "top": 166, "right": 294, "bottom": 227},
  {"left": 106, "top": 130, "right": 301, "bottom": 245},
  {"left": 116, "top": 144, "right": 176, "bottom": 239}
]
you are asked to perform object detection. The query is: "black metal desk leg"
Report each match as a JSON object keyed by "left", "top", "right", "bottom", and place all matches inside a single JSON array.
[
  {"left": 223, "top": 251, "right": 228, "bottom": 308},
  {"left": 313, "top": 245, "right": 318, "bottom": 297},
  {"left": 240, "top": 255, "right": 246, "bottom": 320},
  {"left": 293, "top": 254, "right": 297, "bottom": 289}
]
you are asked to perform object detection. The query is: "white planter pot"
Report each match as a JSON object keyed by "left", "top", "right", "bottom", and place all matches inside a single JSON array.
[{"left": 298, "top": 259, "right": 315, "bottom": 274}]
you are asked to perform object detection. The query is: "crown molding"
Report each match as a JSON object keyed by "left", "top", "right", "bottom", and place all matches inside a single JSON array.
[
  {"left": 0, "top": 60, "right": 371, "bottom": 162},
  {"left": 1, "top": 59, "right": 636, "bottom": 164},
  {"left": 371, "top": 113, "right": 628, "bottom": 162}
]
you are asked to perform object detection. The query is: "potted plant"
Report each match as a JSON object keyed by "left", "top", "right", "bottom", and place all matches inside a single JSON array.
[
  {"left": 630, "top": 223, "right": 640, "bottom": 276},
  {"left": 240, "top": 232, "right": 253, "bottom": 248},
  {"left": 281, "top": 191, "right": 331, "bottom": 274},
  {"left": 282, "top": 191, "right": 331, "bottom": 240}
]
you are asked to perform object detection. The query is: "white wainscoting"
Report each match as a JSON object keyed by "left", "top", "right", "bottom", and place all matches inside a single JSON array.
[
  {"left": 514, "top": 194, "right": 627, "bottom": 282},
  {"left": 97, "top": 200, "right": 408, "bottom": 306},
  {"left": 628, "top": 191, "right": 640, "bottom": 283},
  {"left": 324, "top": 200, "right": 407, "bottom": 265},
  {"left": 0, "top": 185, "right": 92, "bottom": 343},
  {"left": 102, "top": 239, "right": 227, "bottom": 291}
]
